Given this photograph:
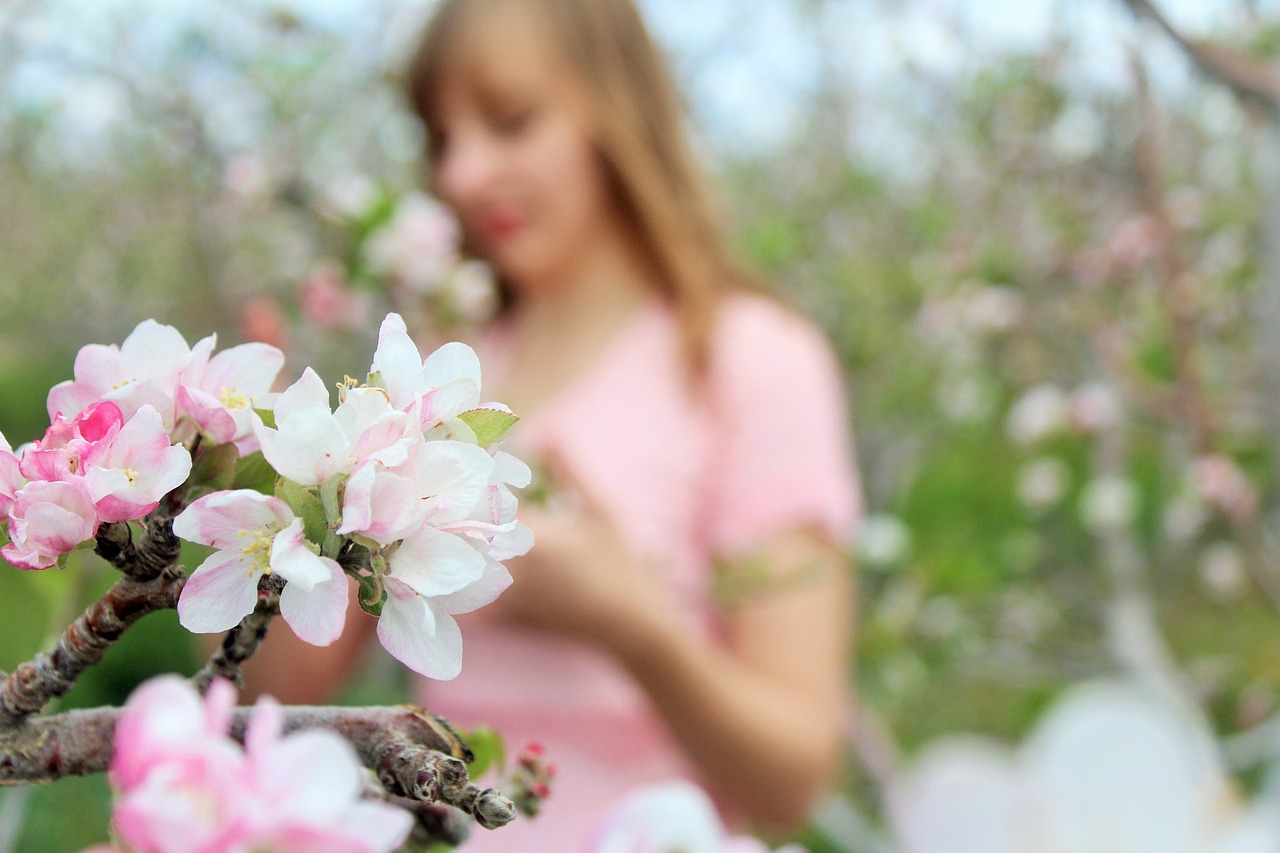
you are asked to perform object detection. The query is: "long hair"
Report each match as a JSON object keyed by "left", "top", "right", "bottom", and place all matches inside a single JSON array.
[{"left": 404, "top": 0, "right": 758, "bottom": 371}]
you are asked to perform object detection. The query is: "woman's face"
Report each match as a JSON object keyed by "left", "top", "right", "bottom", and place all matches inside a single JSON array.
[{"left": 428, "top": 28, "right": 618, "bottom": 292}]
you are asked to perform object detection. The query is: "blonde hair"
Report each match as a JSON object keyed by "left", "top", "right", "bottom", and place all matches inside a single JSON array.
[{"left": 404, "top": 0, "right": 757, "bottom": 370}]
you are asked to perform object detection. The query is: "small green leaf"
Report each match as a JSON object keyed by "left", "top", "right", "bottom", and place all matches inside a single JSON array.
[
  {"left": 277, "top": 479, "right": 327, "bottom": 545},
  {"left": 366, "top": 369, "right": 386, "bottom": 389},
  {"left": 457, "top": 408, "right": 519, "bottom": 446},
  {"left": 254, "top": 407, "right": 277, "bottom": 430},
  {"left": 189, "top": 442, "right": 240, "bottom": 491},
  {"left": 231, "top": 451, "right": 278, "bottom": 495},
  {"left": 356, "top": 573, "right": 386, "bottom": 617},
  {"left": 462, "top": 726, "right": 506, "bottom": 778}
]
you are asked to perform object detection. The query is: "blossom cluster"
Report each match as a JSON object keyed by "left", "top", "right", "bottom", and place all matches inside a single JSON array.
[
  {"left": 176, "top": 312, "right": 531, "bottom": 679},
  {"left": 0, "top": 321, "right": 281, "bottom": 570},
  {"left": 2, "top": 313, "right": 530, "bottom": 681},
  {"left": 88, "top": 676, "right": 411, "bottom": 853}
]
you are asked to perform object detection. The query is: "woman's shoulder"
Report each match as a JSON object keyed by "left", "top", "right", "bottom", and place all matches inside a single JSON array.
[{"left": 710, "top": 290, "right": 842, "bottom": 384}]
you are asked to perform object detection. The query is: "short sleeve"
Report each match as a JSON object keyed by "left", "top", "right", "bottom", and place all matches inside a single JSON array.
[{"left": 705, "top": 296, "right": 863, "bottom": 557}]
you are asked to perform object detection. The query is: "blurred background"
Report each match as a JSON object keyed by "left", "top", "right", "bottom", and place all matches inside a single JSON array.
[{"left": 3, "top": 0, "right": 1280, "bottom": 849}]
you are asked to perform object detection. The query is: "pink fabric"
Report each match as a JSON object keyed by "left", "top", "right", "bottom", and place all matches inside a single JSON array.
[{"left": 421, "top": 293, "right": 862, "bottom": 850}]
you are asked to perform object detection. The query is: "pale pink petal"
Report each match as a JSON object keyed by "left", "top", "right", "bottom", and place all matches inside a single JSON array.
[
  {"left": 270, "top": 519, "right": 332, "bottom": 590},
  {"left": 411, "top": 441, "right": 493, "bottom": 524},
  {"left": 254, "top": 730, "right": 363, "bottom": 820},
  {"left": 435, "top": 559, "right": 512, "bottom": 615},
  {"left": 2, "top": 480, "right": 98, "bottom": 569},
  {"left": 377, "top": 581, "right": 465, "bottom": 680},
  {"left": 493, "top": 450, "right": 532, "bottom": 488},
  {"left": 278, "top": 557, "right": 348, "bottom": 646},
  {"left": 388, "top": 526, "right": 487, "bottom": 598},
  {"left": 337, "top": 465, "right": 424, "bottom": 546},
  {"left": 584, "top": 781, "right": 725, "bottom": 853},
  {"left": 272, "top": 367, "right": 333, "bottom": 420},
  {"left": 177, "top": 550, "right": 263, "bottom": 633},
  {"left": 422, "top": 341, "right": 481, "bottom": 390},
  {"left": 257, "top": 413, "right": 350, "bottom": 487},
  {"left": 177, "top": 384, "right": 240, "bottom": 444},
  {"left": 173, "top": 491, "right": 292, "bottom": 550},
  {"left": 372, "top": 313, "right": 428, "bottom": 410},
  {"left": 420, "top": 379, "right": 479, "bottom": 428},
  {"left": 201, "top": 342, "right": 285, "bottom": 397}
]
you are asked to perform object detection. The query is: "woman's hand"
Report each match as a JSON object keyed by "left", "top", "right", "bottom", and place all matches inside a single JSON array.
[{"left": 486, "top": 461, "right": 668, "bottom": 647}]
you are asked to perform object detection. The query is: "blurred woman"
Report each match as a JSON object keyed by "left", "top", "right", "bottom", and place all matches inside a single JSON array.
[{"left": 249, "top": 0, "right": 862, "bottom": 847}]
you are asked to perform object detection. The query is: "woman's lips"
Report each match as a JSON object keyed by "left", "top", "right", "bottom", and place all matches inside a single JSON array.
[{"left": 474, "top": 210, "right": 524, "bottom": 245}]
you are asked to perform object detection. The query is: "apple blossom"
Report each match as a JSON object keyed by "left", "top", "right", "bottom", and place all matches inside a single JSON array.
[
  {"left": 174, "top": 490, "right": 347, "bottom": 646},
  {"left": 85, "top": 405, "right": 192, "bottom": 523},
  {"left": 108, "top": 676, "right": 412, "bottom": 853},
  {"left": 254, "top": 369, "right": 417, "bottom": 487},
  {"left": 363, "top": 192, "right": 460, "bottom": 295},
  {"left": 19, "top": 401, "right": 124, "bottom": 484},
  {"left": 2, "top": 478, "right": 99, "bottom": 569},
  {"left": 175, "top": 338, "right": 285, "bottom": 453},
  {"left": 0, "top": 432, "right": 21, "bottom": 517},
  {"left": 46, "top": 320, "right": 197, "bottom": 428}
]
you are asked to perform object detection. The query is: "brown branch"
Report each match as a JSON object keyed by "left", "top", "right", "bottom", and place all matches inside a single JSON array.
[
  {"left": 1129, "top": 50, "right": 1219, "bottom": 453},
  {"left": 0, "top": 703, "right": 515, "bottom": 827},
  {"left": 1122, "top": 0, "right": 1280, "bottom": 111},
  {"left": 0, "top": 565, "right": 187, "bottom": 727},
  {"left": 191, "top": 587, "right": 280, "bottom": 693},
  {"left": 93, "top": 515, "right": 180, "bottom": 582}
]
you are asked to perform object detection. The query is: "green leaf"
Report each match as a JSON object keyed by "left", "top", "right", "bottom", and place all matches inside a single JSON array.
[
  {"left": 457, "top": 408, "right": 519, "bottom": 446},
  {"left": 356, "top": 572, "right": 386, "bottom": 617},
  {"left": 188, "top": 442, "right": 240, "bottom": 492},
  {"left": 254, "top": 407, "right": 277, "bottom": 430},
  {"left": 461, "top": 725, "right": 506, "bottom": 778},
  {"left": 231, "top": 451, "right": 278, "bottom": 495},
  {"left": 277, "top": 479, "right": 327, "bottom": 545}
]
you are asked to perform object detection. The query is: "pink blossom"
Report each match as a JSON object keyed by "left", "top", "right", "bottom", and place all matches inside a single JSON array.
[
  {"left": 298, "top": 262, "right": 370, "bottom": 332},
  {"left": 2, "top": 478, "right": 98, "bottom": 569},
  {"left": 19, "top": 401, "right": 124, "bottom": 483},
  {"left": 364, "top": 193, "right": 460, "bottom": 295},
  {"left": 176, "top": 338, "right": 285, "bottom": 453},
  {"left": 1190, "top": 454, "right": 1258, "bottom": 521},
  {"left": 46, "top": 321, "right": 198, "bottom": 428},
  {"left": 85, "top": 406, "right": 192, "bottom": 523},
  {"left": 371, "top": 314, "right": 484, "bottom": 437},
  {"left": 0, "top": 432, "right": 21, "bottom": 517},
  {"left": 254, "top": 369, "right": 416, "bottom": 487},
  {"left": 108, "top": 676, "right": 412, "bottom": 853},
  {"left": 174, "top": 490, "right": 347, "bottom": 646},
  {"left": 237, "top": 296, "right": 292, "bottom": 351},
  {"left": 377, "top": 553, "right": 512, "bottom": 680}
]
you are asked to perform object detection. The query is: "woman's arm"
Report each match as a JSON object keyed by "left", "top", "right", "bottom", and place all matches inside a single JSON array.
[{"left": 491, "top": 503, "right": 854, "bottom": 831}]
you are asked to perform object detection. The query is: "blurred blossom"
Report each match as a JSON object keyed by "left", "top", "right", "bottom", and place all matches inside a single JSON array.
[
  {"left": 889, "top": 682, "right": 1280, "bottom": 853},
  {"left": 936, "top": 373, "right": 998, "bottom": 425},
  {"left": 1168, "top": 186, "right": 1206, "bottom": 231},
  {"left": 237, "top": 296, "right": 292, "bottom": 352},
  {"left": 1189, "top": 454, "right": 1258, "bottom": 522},
  {"left": 859, "top": 513, "right": 911, "bottom": 567},
  {"left": 1079, "top": 476, "right": 1139, "bottom": 534},
  {"left": 319, "top": 175, "right": 378, "bottom": 221},
  {"left": 917, "top": 596, "right": 966, "bottom": 641},
  {"left": 1199, "top": 541, "right": 1248, "bottom": 603},
  {"left": 1048, "top": 104, "right": 1103, "bottom": 163},
  {"left": 1164, "top": 492, "right": 1211, "bottom": 543},
  {"left": 1108, "top": 214, "right": 1163, "bottom": 271},
  {"left": 221, "top": 154, "right": 274, "bottom": 205},
  {"left": 364, "top": 192, "right": 460, "bottom": 295},
  {"left": 916, "top": 283, "right": 1024, "bottom": 346},
  {"left": 297, "top": 262, "right": 371, "bottom": 331},
  {"left": 1198, "top": 225, "right": 1248, "bottom": 279},
  {"left": 445, "top": 260, "right": 499, "bottom": 324},
  {"left": 1006, "top": 384, "right": 1071, "bottom": 446},
  {"left": 1069, "top": 382, "right": 1122, "bottom": 433},
  {"left": 881, "top": 651, "right": 929, "bottom": 699},
  {"left": 998, "top": 589, "right": 1056, "bottom": 643},
  {"left": 876, "top": 579, "right": 925, "bottom": 637},
  {"left": 1017, "top": 457, "right": 1070, "bottom": 512},
  {"left": 1069, "top": 247, "right": 1111, "bottom": 289}
]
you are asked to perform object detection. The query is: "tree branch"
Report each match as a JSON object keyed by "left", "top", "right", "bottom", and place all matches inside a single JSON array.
[
  {"left": 0, "top": 704, "right": 515, "bottom": 827},
  {"left": 191, "top": 586, "right": 280, "bottom": 693},
  {"left": 1122, "top": 0, "right": 1280, "bottom": 111},
  {"left": 0, "top": 565, "right": 187, "bottom": 727}
]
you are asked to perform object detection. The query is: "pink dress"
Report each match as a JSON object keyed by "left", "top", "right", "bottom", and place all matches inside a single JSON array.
[{"left": 421, "top": 293, "right": 862, "bottom": 850}]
